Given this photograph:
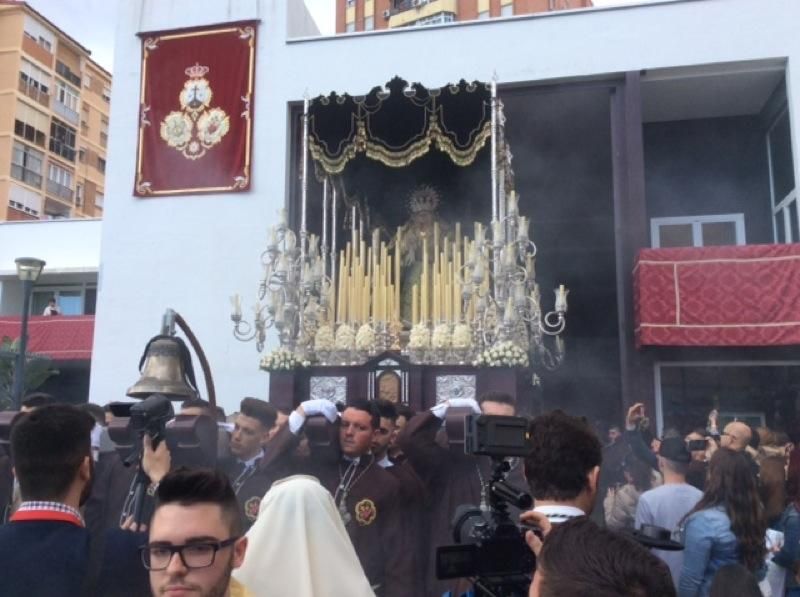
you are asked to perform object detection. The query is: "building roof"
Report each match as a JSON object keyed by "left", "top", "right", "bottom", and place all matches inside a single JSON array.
[{"left": 0, "top": 315, "right": 94, "bottom": 361}]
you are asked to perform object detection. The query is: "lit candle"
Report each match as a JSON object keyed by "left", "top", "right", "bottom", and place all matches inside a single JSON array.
[
  {"left": 514, "top": 281, "right": 527, "bottom": 308},
  {"left": 492, "top": 220, "right": 503, "bottom": 243},
  {"left": 412, "top": 284, "right": 419, "bottom": 325},
  {"left": 278, "top": 208, "right": 287, "bottom": 229},
  {"left": 517, "top": 216, "right": 529, "bottom": 243},
  {"left": 504, "top": 296, "right": 517, "bottom": 325}
]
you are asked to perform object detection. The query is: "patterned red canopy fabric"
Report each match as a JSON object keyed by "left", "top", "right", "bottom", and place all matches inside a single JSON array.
[
  {"left": 634, "top": 244, "right": 800, "bottom": 347},
  {"left": 0, "top": 315, "right": 94, "bottom": 361}
]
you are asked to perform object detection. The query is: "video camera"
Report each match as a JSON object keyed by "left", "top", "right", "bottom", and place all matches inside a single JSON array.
[{"left": 436, "top": 414, "right": 534, "bottom": 597}]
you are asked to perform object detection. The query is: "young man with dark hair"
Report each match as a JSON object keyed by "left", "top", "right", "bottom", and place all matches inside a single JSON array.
[
  {"left": 530, "top": 516, "right": 675, "bottom": 597},
  {"left": 397, "top": 391, "right": 526, "bottom": 596},
  {"left": 524, "top": 410, "right": 603, "bottom": 522},
  {"left": 0, "top": 404, "right": 95, "bottom": 596},
  {"left": 218, "top": 397, "right": 281, "bottom": 531},
  {"left": 180, "top": 397, "right": 217, "bottom": 419},
  {"left": 144, "top": 468, "right": 248, "bottom": 597},
  {"left": 264, "top": 397, "right": 414, "bottom": 597}
]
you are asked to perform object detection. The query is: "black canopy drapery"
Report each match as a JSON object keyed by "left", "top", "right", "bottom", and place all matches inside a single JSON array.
[{"left": 308, "top": 76, "right": 492, "bottom": 175}]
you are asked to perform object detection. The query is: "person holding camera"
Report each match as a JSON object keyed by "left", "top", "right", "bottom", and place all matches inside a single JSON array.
[
  {"left": 396, "top": 391, "right": 524, "bottom": 597},
  {"left": 263, "top": 398, "right": 414, "bottom": 597}
]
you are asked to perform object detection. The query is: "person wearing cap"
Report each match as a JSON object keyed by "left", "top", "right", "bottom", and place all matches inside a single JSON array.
[{"left": 635, "top": 436, "right": 703, "bottom": 587}]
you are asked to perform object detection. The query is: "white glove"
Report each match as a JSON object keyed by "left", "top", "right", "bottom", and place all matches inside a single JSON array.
[
  {"left": 289, "top": 399, "right": 339, "bottom": 433},
  {"left": 301, "top": 399, "right": 339, "bottom": 422},
  {"left": 430, "top": 397, "right": 481, "bottom": 419}
]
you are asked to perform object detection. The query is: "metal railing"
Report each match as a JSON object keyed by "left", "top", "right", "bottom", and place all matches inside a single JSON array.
[
  {"left": 18, "top": 77, "right": 50, "bottom": 108},
  {"left": 46, "top": 179, "right": 74, "bottom": 202}
]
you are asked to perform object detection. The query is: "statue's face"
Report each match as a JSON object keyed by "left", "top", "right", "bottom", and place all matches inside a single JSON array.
[{"left": 413, "top": 210, "right": 435, "bottom": 228}]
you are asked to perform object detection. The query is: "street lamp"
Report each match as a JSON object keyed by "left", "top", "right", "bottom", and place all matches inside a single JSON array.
[{"left": 12, "top": 257, "right": 46, "bottom": 410}]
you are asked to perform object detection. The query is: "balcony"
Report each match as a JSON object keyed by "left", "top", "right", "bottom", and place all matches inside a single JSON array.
[
  {"left": 46, "top": 179, "right": 74, "bottom": 203},
  {"left": 55, "top": 60, "right": 81, "bottom": 87},
  {"left": 43, "top": 197, "right": 72, "bottom": 219},
  {"left": 53, "top": 100, "right": 80, "bottom": 126},
  {"left": 18, "top": 77, "right": 50, "bottom": 109},
  {"left": 634, "top": 244, "right": 800, "bottom": 347},
  {"left": 388, "top": 0, "right": 457, "bottom": 27},
  {"left": 10, "top": 164, "right": 42, "bottom": 189}
]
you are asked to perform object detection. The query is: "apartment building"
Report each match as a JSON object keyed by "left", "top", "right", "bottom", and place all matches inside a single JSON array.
[
  {"left": 336, "top": 0, "right": 593, "bottom": 33},
  {"left": 0, "top": 1, "right": 110, "bottom": 221}
]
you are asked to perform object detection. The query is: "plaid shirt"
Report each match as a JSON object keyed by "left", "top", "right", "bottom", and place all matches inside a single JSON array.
[{"left": 16, "top": 501, "right": 85, "bottom": 526}]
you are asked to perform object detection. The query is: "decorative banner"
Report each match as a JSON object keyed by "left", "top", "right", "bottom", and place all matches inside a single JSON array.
[
  {"left": 135, "top": 21, "right": 257, "bottom": 196},
  {"left": 634, "top": 244, "right": 800, "bottom": 347}
]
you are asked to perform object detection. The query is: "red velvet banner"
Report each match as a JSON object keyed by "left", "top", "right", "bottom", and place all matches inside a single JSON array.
[
  {"left": 134, "top": 22, "right": 257, "bottom": 196},
  {"left": 635, "top": 244, "right": 800, "bottom": 347}
]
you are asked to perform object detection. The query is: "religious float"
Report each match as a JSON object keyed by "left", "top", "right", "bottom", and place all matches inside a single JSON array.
[{"left": 230, "top": 77, "right": 568, "bottom": 414}]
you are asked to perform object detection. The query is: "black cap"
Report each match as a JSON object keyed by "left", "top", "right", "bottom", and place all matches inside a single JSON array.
[{"left": 658, "top": 437, "right": 691, "bottom": 463}]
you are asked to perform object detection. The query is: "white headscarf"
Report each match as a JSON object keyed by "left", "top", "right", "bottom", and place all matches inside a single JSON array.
[{"left": 233, "top": 475, "right": 376, "bottom": 597}]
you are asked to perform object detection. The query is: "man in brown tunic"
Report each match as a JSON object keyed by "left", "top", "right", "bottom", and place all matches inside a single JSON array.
[
  {"left": 397, "top": 391, "right": 526, "bottom": 597},
  {"left": 265, "top": 398, "right": 415, "bottom": 597}
]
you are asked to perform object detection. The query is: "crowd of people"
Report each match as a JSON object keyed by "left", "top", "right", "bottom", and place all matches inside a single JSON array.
[{"left": 0, "top": 391, "right": 797, "bottom": 597}]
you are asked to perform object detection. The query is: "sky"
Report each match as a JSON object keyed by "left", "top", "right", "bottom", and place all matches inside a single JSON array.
[{"left": 26, "top": 0, "right": 662, "bottom": 73}]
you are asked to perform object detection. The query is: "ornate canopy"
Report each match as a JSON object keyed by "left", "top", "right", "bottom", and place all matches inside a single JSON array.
[{"left": 308, "top": 76, "right": 492, "bottom": 175}]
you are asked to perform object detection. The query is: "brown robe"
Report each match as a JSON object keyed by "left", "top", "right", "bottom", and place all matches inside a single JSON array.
[
  {"left": 397, "top": 410, "right": 528, "bottom": 597},
  {"left": 266, "top": 423, "right": 415, "bottom": 597},
  {"left": 218, "top": 455, "right": 285, "bottom": 531}
]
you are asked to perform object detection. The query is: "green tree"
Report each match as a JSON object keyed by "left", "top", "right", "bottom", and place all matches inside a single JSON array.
[{"left": 0, "top": 336, "right": 59, "bottom": 410}]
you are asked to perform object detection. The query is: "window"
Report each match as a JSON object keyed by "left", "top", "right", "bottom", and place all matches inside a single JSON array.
[
  {"left": 50, "top": 118, "right": 77, "bottom": 162},
  {"left": 346, "top": 21, "right": 356, "bottom": 32},
  {"left": 83, "top": 74, "right": 92, "bottom": 88},
  {"left": 54, "top": 81, "right": 80, "bottom": 124},
  {"left": 23, "top": 15, "right": 55, "bottom": 52},
  {"left": 656, "top": 362, "right": 800, "bottom": 438},
  {"left": 11, "top": 141, "right": 44, "bottom": 188},
  {"left": 95, "top": 192, "right": 104, "bottom": 208},
  {"left": 8, "top": 182, "right": 42, "bottom": 216},
  {"left": 97, "top": 157, "right": 106, "bottom": 173},
  {"left": 102, "top": 85, "right": 111, "bottom": 103},
  {"left": 477, "top": 10, "right": 490, "bottom": 19},
  {"left": 364, "top": 16, "right": 374, "bottom": 30},
  {"left": 413, "top": 12, "right": 456, "bottom": 26},
  {"left": 650, "top": 214, "right": 745, "bottom": 248},
  {"left": 47, "top": 163, "right": 74, "bottom": 201},
  {"left": 14, "top": 100, "right": 48, "bottom": 147},
  {"left": 32, "top": 286, "right": 96, "bottom": 316},
  {"left": 19, "top": 58, "right": 51, "bottom": 105},
  {"left": 79, "top": 147, "right": 87, "bottom": 163},
  {"left": 75, "top": 183, "right": 84, "bottom": 207},
  {"left": 100, "top": 117, "right": 109, "bottom": 148},
  {"left": 768, "top": 107, "right": 798, "bottom": 243},
  {"left": 500, "top": 4, "right": 513, "bottom": 16}
]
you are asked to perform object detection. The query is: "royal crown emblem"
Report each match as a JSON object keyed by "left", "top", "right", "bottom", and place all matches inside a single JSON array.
[
  {"left": 407, "top": 185, "right": 441, "bottom": 214},
  {"left": 159, "top": 63, "right": 230, "bottom": 160}
]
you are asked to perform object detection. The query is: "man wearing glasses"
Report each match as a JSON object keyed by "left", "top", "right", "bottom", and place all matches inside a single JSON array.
[{"left": 142, "top": 468, "right": 251, "bottom": 597}]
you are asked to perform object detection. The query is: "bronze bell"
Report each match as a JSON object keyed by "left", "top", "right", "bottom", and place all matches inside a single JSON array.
[{"left": 126, "top": 337, "right": 198, "bottom": 399}]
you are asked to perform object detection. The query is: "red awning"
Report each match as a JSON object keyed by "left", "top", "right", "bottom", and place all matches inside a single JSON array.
[
  {"left": 0, "top": 315, "right": 94, "bottom": 361},
  {"left": 634, "top": 244, "right": 800, "bottom": 347}
]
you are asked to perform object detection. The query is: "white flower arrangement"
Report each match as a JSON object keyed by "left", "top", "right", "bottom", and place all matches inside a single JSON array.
[
  {"left": 432, "top": 323, "right": 452, "bottom": 350},
  {"left": 314, "top": 324, "right": 334, "bottom": 351},
  {"left": 356, "top": 323, "right": 376, "bottom": 352},
  {"left": 334, "top": 323, "right": 356, "bottom": 351},
  {"left": 474, "top": 341, "right": 529, "bottom": 369},
  {"left": 259, "top": 348, "right": 306, "bottom": 372},
  {"left": 452, "top": 323, "right": 473, "bottom": 349},
  {"left": 409, "top": 323, "right": 431, "bottom": 349}
]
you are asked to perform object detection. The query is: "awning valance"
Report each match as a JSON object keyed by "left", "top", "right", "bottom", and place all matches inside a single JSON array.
[
  {"left": 634, "top": 244, "right": 800, "bottom": 347},
  {"left": 308, "top": 76, "right": 492, "bottom": 174}
]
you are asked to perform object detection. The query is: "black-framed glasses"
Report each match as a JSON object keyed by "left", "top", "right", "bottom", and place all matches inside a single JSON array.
[{"left": 140, "top": 537, "right": 240, "bottom": 571}]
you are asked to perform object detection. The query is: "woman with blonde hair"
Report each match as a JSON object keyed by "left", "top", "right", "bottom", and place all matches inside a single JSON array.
[{"left": 234, "top": 475, "right": 375, "bottom": 597}]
